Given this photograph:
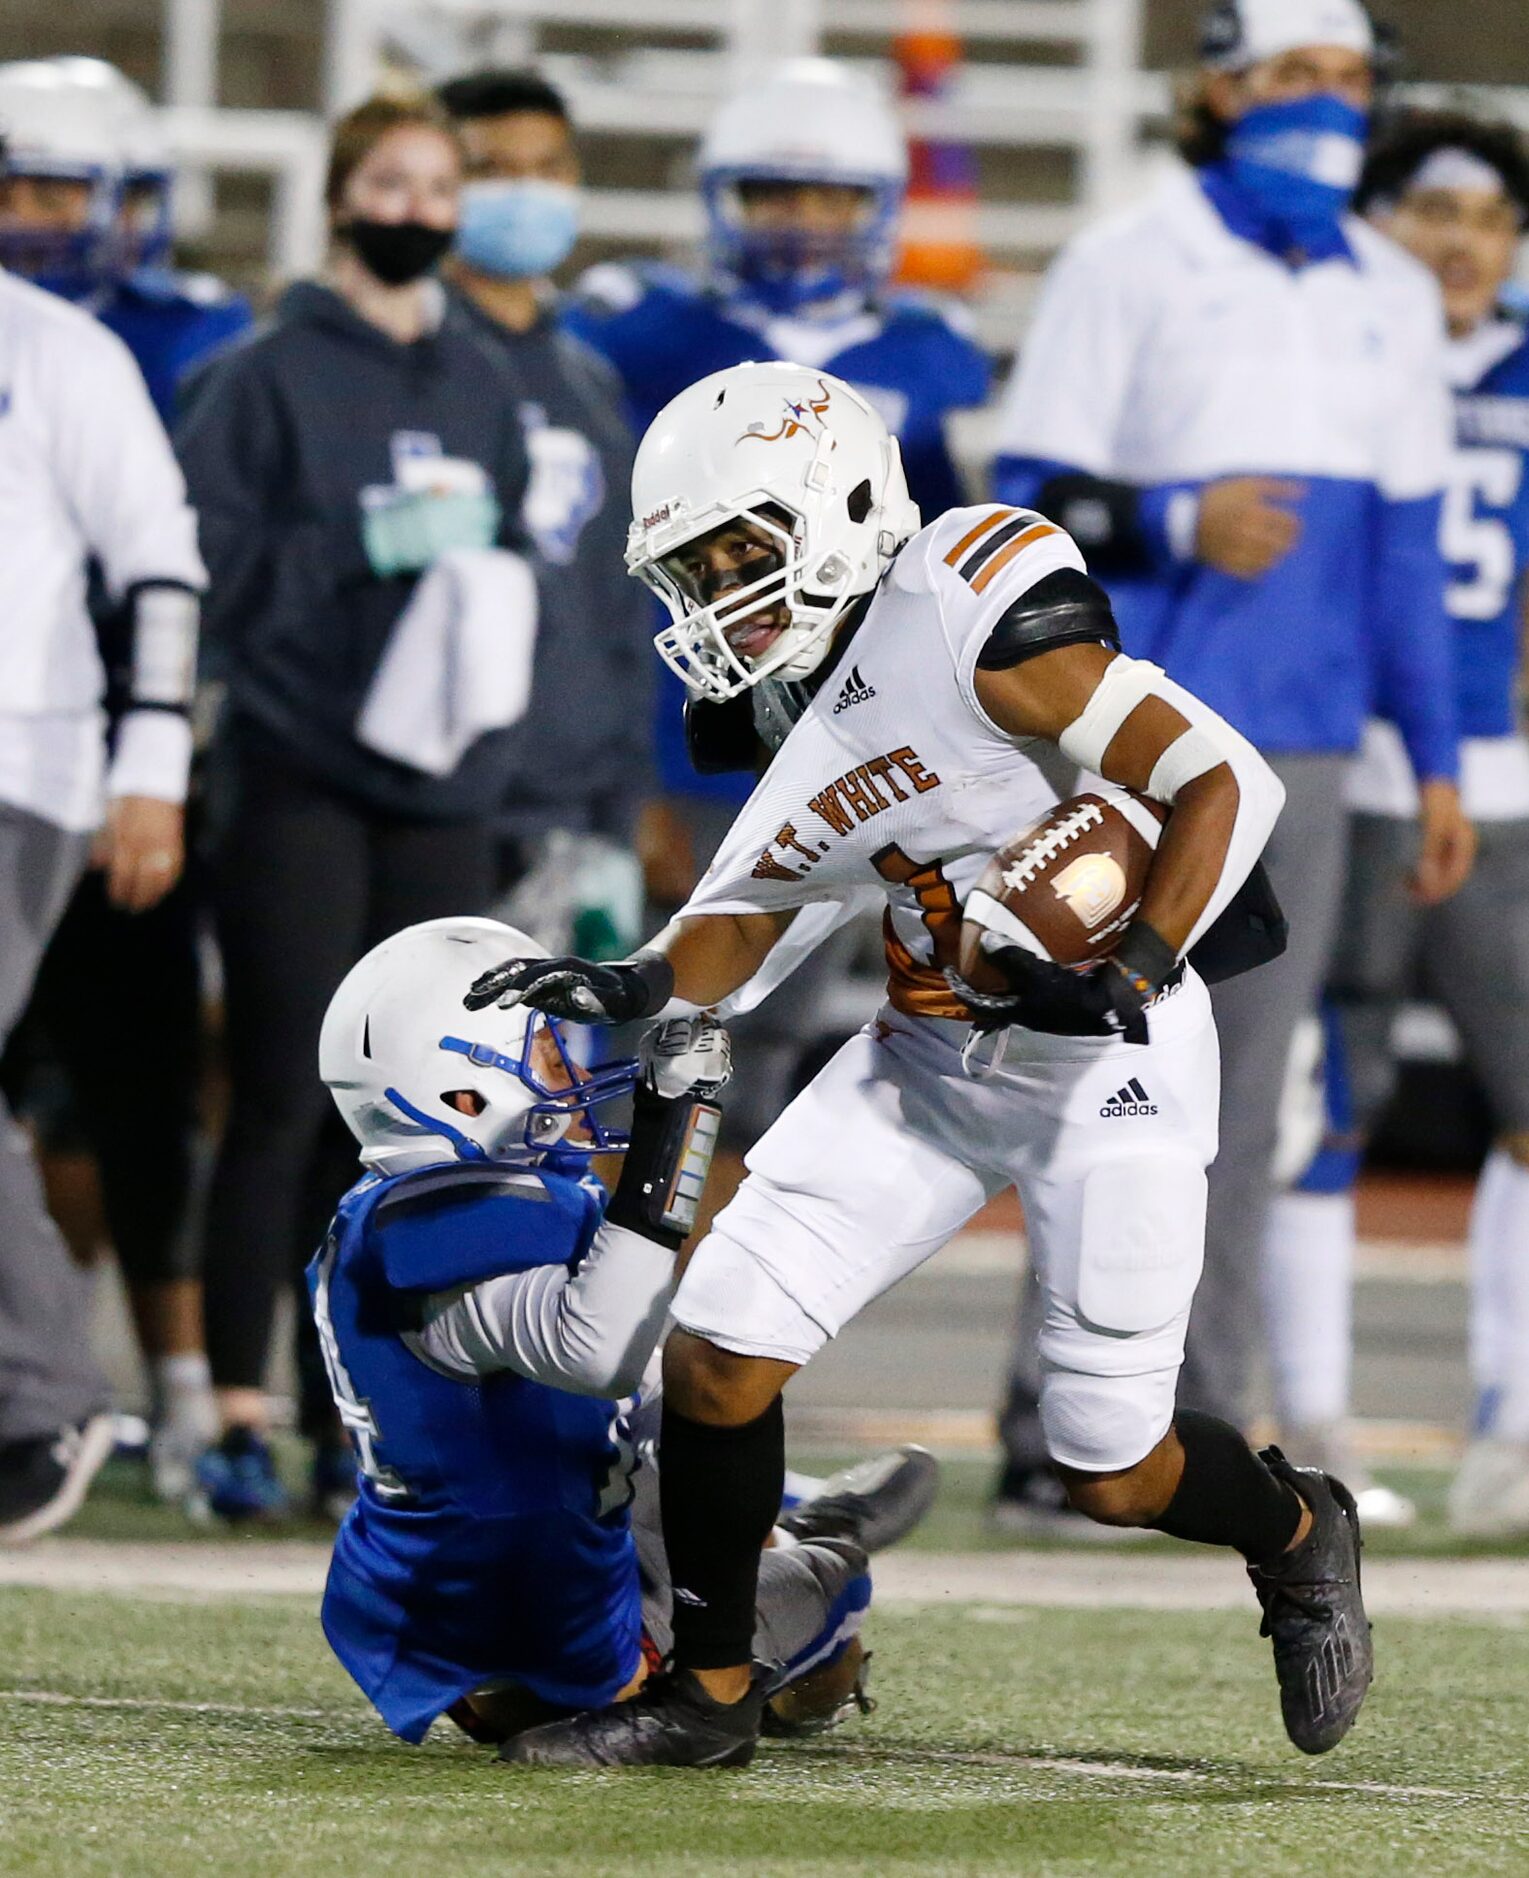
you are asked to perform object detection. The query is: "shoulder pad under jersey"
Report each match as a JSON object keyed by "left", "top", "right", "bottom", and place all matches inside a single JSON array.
[
  {"left": 974, "top": 566, "right": 1121, "bottom": 671},
  {"left": 880, "top": 288, "right": 981, "bottom": 342},
  {"left": 123, "top": 266, "right": 242, "bottom": 310},
  {"left": 573, "top": 260, "right": 697, "bottom": 318},
  {"left": 919, "top": 502, "right": 1082, "bottom": 602},
  {"left": 373, "top": 1164, "right": 598, "bottom": 1292}
]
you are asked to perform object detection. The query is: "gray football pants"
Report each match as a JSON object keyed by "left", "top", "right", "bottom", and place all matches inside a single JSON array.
[
  {"left": 998, "top": 752, "right": 1352, "bottom": 1462},
  {"left": 0, "top": 804, "right": 108, "bottom": 1444},
  {"left": 627, "top": 1393, "right": 865, "bottom": 1678}
]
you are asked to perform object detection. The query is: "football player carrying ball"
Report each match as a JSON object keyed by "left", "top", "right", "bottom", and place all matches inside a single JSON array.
[{"left": 469, "top": 361, "right": 1372, "bottom": 1768}]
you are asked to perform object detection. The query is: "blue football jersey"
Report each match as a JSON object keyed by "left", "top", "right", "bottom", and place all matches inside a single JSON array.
[
  {"left": 1444, "top": 317, "right": 1529, "bottom": 739},
  {"left": 563, "top": 262, "right": 991, "bottom": 798},
  {"left": 98, "top": 268, "right": 253, "bottom": 425},
  {"left": 308, "top": 1160, "right": 644, "bottom": 1743},
  {"left": 563, "top": 262, "right": 988, "bottom": 518}
]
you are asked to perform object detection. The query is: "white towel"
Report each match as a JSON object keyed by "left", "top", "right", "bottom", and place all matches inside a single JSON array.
[{"left": 357, "top": 547, "right": 538, "bottom": 776}]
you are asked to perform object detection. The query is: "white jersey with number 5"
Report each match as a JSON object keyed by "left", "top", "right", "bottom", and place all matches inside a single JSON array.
[{"left": 683, "top": 503, "right": 1100, "bottom": 1020}]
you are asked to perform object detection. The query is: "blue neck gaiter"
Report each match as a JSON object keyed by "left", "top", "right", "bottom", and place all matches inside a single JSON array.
[{"left": 1203, "top": 94, "right": 1369, "bottom": 265}]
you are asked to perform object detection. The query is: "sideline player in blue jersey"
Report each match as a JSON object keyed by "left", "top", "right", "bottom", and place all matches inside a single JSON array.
[
  {"left": 564, "top": 56, "right": 990, "bottom": 889},
  {"left": 0, "top": 57, "right": 250, "bottom": 1503},
  {"left": 564, "top": 58, "right": 987, "bottom": 520},
  {"left": 1264, "top": 113, "right": 1529, "bottom": 1537},
  {"left": 311, "top": 917, "right": 934, "bottom": 1752},
  {"left": 0, "top": 58, "right": 251, "bottom": 422}
]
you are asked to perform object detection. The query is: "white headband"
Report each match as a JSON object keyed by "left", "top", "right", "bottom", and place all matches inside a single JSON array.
[
  {"left": 1407, "top": 147, "right": 1510, "bottom": 201},
  {"left": 1204, "top": 0, "right": 1374, "bottom": 70}
]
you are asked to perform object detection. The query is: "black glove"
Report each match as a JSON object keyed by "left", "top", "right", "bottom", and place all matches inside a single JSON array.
[
  {"left": 948, "top": 921, "right": 1178, "bottom": 1049},
  {"left": 463, "top": 950, "right": 675, "bottom": 1024}
]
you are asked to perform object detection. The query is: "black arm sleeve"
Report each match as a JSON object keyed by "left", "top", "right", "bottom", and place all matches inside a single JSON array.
[{"left": 975, "top": 567, "right": 1122, "bottom": 672}]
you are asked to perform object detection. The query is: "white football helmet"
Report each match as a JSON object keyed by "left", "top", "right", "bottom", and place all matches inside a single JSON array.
[
  {"left": 52, "top": 58, "right": 174, "bottom": 268},
  {"left": 627, "top": 361, "right": 921, "bottom": 700},
  {"left": 0, "top": 59, "right": 123, "bottom": 285},
  {"left": 699, "top": 58, "right": 908, "bottom": 311},
  {"left": 319, "top": 917, "right": 637, "bottom": 1174}
]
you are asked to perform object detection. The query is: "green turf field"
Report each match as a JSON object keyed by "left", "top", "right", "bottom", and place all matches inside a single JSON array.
[{"left": 4, "top": 1577, "right": 1528, "bottom": 1877}]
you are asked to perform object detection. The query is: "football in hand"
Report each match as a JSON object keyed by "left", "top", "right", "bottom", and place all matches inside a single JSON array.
[{"left": 958, "top": 789, "right": 1167, "bottom": 985}]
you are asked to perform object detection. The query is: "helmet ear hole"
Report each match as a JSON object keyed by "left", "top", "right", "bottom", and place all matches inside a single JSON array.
[
  {"left": 846, "top": 479, "right": 873, "bottom": 524},
  {"left": 441, "top": 1089, "right": 487, "bottom": 1118}
]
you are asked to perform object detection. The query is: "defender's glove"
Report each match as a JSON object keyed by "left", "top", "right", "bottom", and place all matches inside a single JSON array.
[
  {"left": 947, "top": 922, "right": 1178, "bottom": 1049},
  {"left": 464, "top": 950, "right": 675, "bottom": 1024},
  {"left": 639, "top": 1014, "right": 733, "bottom": 1102}
]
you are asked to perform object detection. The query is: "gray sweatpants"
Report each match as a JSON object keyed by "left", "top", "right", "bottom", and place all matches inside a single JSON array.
[
  {"left": 1334, "top": 813, "right": 1529, "bottom": 1134},
  {"left": 998, "top": 752, "right": 1352, "bottom": 1458},
  {"left": 0, "top": 804, "right": 108, "bottom": 1444}
]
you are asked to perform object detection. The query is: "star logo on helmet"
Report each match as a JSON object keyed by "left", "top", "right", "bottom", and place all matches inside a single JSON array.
[{"left": 739, "top": 380, "right": 833, "bottom": 444}]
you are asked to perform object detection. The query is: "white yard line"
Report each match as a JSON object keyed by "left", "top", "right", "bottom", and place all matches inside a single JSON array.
[
  {"left": 4, "top": 1689, "right": 328, "bottom": 1720},
  {"left": 0, "top": 1689, "right": 1477, "bottom": 1801},
  {"left": 801, "top": 1741, "right": 1472, "bottom": 1801},
  {"left": 3, "top": 1539, "right": 1527, "bottom": 1618}
]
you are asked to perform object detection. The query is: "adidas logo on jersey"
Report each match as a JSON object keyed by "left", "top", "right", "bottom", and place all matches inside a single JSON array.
[
  {"left": 833, "top": 665, "right": 877, "bottom": 714},
  {"left": 1100, "top": 1078, "right": 1157, "bottom": 1119}
]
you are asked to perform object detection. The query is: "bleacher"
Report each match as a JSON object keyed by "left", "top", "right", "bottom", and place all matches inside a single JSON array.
[{"left": 1, "top": 0, "right": 1525, "bottom": 354}]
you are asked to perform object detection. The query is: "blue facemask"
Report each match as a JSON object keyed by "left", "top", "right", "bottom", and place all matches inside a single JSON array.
[
  {"left": 455, "top": 179, "right": 580, "bottom": 281},
  {"left": 1210, "top": 93, "right": 1369, "bottom": 262}
]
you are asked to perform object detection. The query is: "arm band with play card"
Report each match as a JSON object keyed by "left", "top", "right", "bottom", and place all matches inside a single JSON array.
[{"left": 605, "top": 1085, "right": 723, "bottom": 1250}]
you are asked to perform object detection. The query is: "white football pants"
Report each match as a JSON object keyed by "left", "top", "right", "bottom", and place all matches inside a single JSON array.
[{"left": 673, "top": 974, "right": 1221, "bottom": 1472}]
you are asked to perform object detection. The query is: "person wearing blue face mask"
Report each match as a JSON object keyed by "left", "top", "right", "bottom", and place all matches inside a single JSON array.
[
  {"left": 438, "top": 69, "right": 656, "bottom": 882},
  {"left": 987, "top": 0, "right": 1477, "bottom": 1528}
]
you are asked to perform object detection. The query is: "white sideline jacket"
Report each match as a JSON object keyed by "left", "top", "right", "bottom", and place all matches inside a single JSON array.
[
  {"left": 992, "top": 169, "right": 1458, "bottom": 777},
  {"left": 0, "top": 269, "right": 205, "bottom": 830}
]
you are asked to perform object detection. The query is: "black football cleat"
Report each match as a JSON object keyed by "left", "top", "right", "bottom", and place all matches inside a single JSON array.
[
  {"left": 499, "top": 1667, "right": 765, "bottom": 1770},
  {"left": 1247, "top": 1446, "right": 1374, "bottom": 1755},
  {"left": 777, "top": 1445, "right": 940, "bottom": 1554}
]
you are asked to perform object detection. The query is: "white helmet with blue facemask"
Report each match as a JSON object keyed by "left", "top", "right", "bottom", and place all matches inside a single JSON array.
[
  {"left": 320, "top": 917, "right": 636, "bottom": 1175},
  {"left": 0, "top": 58, "right": 126, "bottom": 293},
  {"left": 699, "top": 59, "right": 908, "bottom": 316}
]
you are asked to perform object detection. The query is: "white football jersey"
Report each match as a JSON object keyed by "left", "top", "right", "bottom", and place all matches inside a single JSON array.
[{"left": 680, "top": 503, "right": 1094, "bottom": 1019}]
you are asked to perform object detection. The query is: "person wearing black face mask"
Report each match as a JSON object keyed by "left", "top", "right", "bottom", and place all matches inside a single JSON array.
[{"left": 172, "top": 92, "right": 536, "bottom": 1525}]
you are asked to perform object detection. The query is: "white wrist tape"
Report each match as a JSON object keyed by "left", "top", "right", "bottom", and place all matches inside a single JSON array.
[
  {"left": 1057, "top": 655, "right": 1166, "bottom": 775},
  {"left": 108, "top": 709, "right": 193, "bottom": 803},
  {"left": 130, "top": 583, "right": 200, "bottom": 709},
  {"left": 1146, "top": 725, "right": 1229, "bottom": 803}
]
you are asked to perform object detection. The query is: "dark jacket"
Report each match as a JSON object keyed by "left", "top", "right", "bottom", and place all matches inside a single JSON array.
[
  {"left": 176, "top": 280, "right": 531, "bottom": 820},
  {"left": 451, "top": 292, "right": 652, "bottom": 840}
]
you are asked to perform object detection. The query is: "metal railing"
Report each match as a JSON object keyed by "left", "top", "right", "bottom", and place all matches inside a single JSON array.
[{"left": 155, "top": 0, "right": 1529, "bottom": 340}]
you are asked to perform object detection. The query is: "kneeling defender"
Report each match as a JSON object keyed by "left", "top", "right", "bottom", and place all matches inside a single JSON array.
[{"left": 311, "top": 917, "right": 880, "bottom": 1743}]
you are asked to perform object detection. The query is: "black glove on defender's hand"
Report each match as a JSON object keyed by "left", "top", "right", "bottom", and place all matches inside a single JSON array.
[{"left": 463, "top": 951, "right": 675, "bottom": 1024}]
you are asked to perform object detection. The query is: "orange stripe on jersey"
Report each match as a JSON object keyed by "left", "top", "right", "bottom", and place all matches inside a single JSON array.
[
  {"left": 943, "top": 508, "right": 1015, "bottom": 568},
  {"left": 882, "top": 913, "right": 974, "bottom": 1022},
  {"left": 969, "top": 522, "right": 1062, "bottom": 595}
]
